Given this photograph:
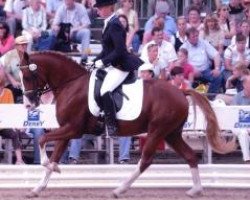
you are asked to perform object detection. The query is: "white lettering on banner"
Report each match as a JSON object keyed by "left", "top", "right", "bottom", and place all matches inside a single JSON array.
[
  {"left": 23, "top": 121, "right": 45, "bottom": 127},
  {"left": 0, "top": 105, "right": 250, "bottom": 130}
]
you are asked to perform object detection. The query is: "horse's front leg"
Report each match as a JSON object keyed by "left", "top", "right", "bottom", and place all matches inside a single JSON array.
[
  {"left": 26, "top": 167, "right": 53, "bottom": 198},
  {"left": 39, "top": 125, "right": 72, "bottom": 167},
  {"left": 26, "top": 124, "right": 75, "bottom": 198},
  {"left": 26, "top": 140, "right": 69, "bottom": 198},
  {"left": 39, "top": 140, "right": 49, "bottom": 167}
]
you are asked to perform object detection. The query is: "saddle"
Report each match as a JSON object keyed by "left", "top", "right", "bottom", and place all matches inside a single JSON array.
[{"left": 94, "top": 69, "right": 136, "bottom": 112}]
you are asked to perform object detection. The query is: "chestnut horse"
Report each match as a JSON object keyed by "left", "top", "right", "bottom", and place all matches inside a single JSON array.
[{"left": 19, "top": 51, "right": 236, "bottom": 198}]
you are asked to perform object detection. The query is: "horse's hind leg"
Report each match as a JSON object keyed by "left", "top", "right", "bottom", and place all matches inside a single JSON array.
[
  {"left": 113, "top": 134, "right": 158, "bottom": 198},
  {"left": 165, "top": 132, "right": 203, "bottom": 197}
]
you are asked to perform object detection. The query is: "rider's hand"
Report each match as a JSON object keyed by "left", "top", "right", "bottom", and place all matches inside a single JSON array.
[{"left": 95, "top": 60, "right": 104, "bottom": 69}]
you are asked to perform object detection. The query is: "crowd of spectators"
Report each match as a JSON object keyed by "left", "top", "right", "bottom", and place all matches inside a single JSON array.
[{"left": 0, "top": 0, "right": 250, "bottom": 164}]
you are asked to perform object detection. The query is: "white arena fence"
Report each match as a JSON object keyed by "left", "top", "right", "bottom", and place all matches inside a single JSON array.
[
  {"left": 0, "top": 164, "right": 249, "bottom": 189},
  {"left": 0, "top": 104, "right": 250, "bottom": 164}
]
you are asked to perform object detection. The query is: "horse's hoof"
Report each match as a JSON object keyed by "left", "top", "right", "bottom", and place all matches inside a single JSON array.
[
  {"left": 186, "top": 187, "right": 203, "bottom": 198},
  {"left": 48, "top": 162, "right": 61, "bottom": 173},
  {"left": 112, "top": 190, "right": 119, "bottom": 199},
  {"left": 25, "top": 191, "right": 39, "bottom": 198},
  {"left": 52, "top": 164, "right": 61, "bottom": 173},
  {"left": 41, "top": 159, "right": 49, "bottom": 167}
]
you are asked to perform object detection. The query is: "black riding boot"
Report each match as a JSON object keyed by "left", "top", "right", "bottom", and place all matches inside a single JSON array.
[{"left": 102, "top": 92, "right": 118, "bottom": 136}]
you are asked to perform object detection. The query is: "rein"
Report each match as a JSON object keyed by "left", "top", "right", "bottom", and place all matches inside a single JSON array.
[{"left": 20, "top": 63, "right": 86, "bottom": 96}]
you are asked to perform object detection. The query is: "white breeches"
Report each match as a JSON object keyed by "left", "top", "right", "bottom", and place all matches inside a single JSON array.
[{"left": 100, "top": 66, "right": 129, "bottom": 96}]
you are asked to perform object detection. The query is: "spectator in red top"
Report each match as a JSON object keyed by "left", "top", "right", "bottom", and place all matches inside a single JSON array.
[
  {"left": 175, "top": 48, "right": 194, "bottom": 86},
  {"left": 170, "top": 66, "right": 191, "bottom": 90},
  {"left": 0, "top": 21, "right": 15, "bottom": 56}
]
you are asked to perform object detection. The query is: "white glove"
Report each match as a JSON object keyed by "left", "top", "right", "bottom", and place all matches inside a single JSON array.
[{"left": 95, "top": 60, "right": 104, "bottom": 69}]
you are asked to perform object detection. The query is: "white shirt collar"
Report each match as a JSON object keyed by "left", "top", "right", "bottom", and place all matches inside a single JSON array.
[{"left": 103, "top": 13, "right": 116, "bottom": 31}]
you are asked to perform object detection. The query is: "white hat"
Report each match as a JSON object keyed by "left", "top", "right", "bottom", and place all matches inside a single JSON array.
[
  {"left": 138, "top": 63, "right": 154, "bottom": 72},
  {"left": 15, "top": 35, "right": 29, "bottom": 45}
]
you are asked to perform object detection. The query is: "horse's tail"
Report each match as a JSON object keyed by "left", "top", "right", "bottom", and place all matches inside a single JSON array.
[{"left": 183, "top": 89, "right": 237, "bottom": 154}]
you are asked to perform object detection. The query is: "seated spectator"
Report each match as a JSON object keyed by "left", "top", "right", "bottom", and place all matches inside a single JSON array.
[
  {"left": 116, "top": 0, "right": 140, "bottom": 53},
  {"left": 144, "top": 1, "right": 176, "bottom": 38},
  {"left": 52, "top": 0, "right": 91, "bottom": 62},
  {"left": 142, "top": 16, "right": 172, "bottom": 45},
  {"left": 230, "top": 75, "right": 250, "bottom": 163},
  {"left": 172, "top": 16, "right": 188, "bottom": 51},
  {"left": 82, "top": 0, "right": 99, "bottom": 20},
  {"left": 0, "top": 36, "right": 30, "bottom": 103},
  {"left": 60, "top": 134, "right": 95, "bottom": 164},
  {"left": 184, "top": 0, "right": 212, "bottom": 20},
  {"left": 0, "top": 0, "right": 6, "bottom": 21},
  {"left": 22, "top": 0, "right": 55, "bottom": 52},
  {"left": 141, "top": 27, "right": 177, "bottom": 79},
  {"left": 228, "top": 0, "right": 245, "bottom": 21},
  {"left": 216, "top": 62, "right": 250, "bottom": 105},
  {"left": 118, "top": 14, "right": 133, "bottom": 53},
  {"left": 186, "top": 6, "right": 204, "bottom": 32},
  {"left": 200, "top": 14, "right": 224, "bottom": 55},
  {"left": 175, "top": 48, "right": 194, "bottom": 86},
  {"left": 140, "top": 42, "right": 167, "bottom": 79},
  {"left": 169, "top": 66, "right": 191, "bottom": 90},
  {"left": 138, "top": 63, "right": 155, "bottom": 80},
  {"left": 180, "top": 27, "right": 222, "bottom": 94},
  {"left": 3, "top": 0, "right": 28, "bottom": 36},
  {"left": 0, "top": 67, "right": 25, "bottom": 165},
  {"left": 0, "top": 21, "right": 15, "bottom": 56},
  {"left": 46, "top": 0, "right": 63, "bottom": 24},
  {"left": 231, "top": 20, "right": 250, "bottom": 47},
  {"left": 226, "top": 62, "right": 250, "bottom": 92},
  {"left": 147, "top": 0, "right": 176, "bottom": 18},
  {"left": 217, "top": 4, "right": 236, "bottom": 50},
  {"left": 224, "top": 33, "right": 250, "bottom": 83}
]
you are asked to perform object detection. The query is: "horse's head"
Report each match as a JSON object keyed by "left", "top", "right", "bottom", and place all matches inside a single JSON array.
[{"left": 19, "top": 52, "right": 46, "bottom": 109}]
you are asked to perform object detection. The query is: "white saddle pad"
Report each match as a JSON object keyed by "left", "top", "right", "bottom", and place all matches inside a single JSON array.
[{"left": 88, "top": 69, "right": 143, "bottom": 120}]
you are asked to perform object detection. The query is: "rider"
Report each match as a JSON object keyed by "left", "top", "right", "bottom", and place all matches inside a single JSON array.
[{"left": 93, "top": 0, "right": 143, "bottom": 136}]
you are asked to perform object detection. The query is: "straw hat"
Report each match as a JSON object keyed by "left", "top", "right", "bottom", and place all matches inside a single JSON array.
[{"left": 15, "top": 35, "right": 29, "bottom": 45}]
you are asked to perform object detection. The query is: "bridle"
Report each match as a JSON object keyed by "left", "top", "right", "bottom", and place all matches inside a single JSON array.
[{"left": 19, "top": 62, "right": 47, "bottom": 104}]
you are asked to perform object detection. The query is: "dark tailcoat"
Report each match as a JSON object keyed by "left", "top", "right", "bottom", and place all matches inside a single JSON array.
[{"left": 95, "top": 16, "right": 143, "bottom": 72}]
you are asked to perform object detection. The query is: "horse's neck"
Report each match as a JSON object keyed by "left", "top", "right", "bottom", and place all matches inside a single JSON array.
[{"left": 47, "top": 65, "right": 87, "bottom": 90}]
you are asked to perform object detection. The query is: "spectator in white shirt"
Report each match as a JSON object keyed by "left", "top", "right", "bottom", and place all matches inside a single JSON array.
[
  {"left": 180, "top": 27, "right": 222, "bottom": 94},
  {"left": 3, "top": 0, "right": 28, "bottom": 35},
  {"left": 140, "top": 27, "right": 177, "bottom": 79},
  {"left": 224, "top": 33, "right": 250, "bottom": 83},
  {"left": 52, "top": 0, "right": 91, "bottom": 62}
]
